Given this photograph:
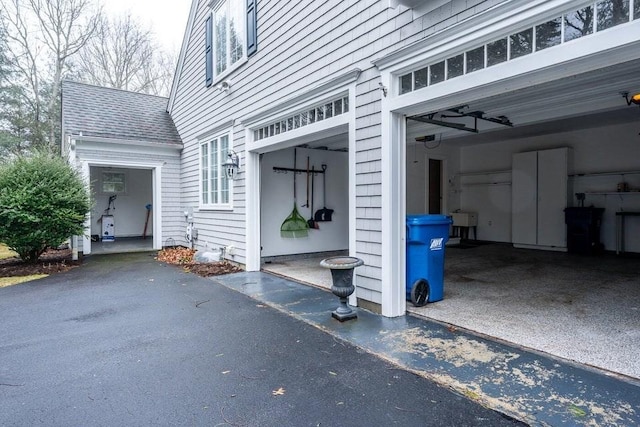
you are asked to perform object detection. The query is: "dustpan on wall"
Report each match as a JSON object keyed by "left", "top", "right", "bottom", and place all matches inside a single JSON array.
[{"left": 314, "top": 164, "right": 334, "bottom": 222}]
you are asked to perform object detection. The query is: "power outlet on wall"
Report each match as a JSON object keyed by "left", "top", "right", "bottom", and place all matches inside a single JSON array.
[{"left": 488, "top": 220, "right": 493, "bottom": 226}]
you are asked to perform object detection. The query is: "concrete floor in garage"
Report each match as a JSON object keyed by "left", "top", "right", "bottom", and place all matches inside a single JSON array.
[{"left": 263, "top": 243, "right": 640, "bottom": 380}]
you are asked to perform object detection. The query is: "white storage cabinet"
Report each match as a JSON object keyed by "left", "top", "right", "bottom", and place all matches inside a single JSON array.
[{"left": 512, "top": 148, "right": 569, "bottom": 250}]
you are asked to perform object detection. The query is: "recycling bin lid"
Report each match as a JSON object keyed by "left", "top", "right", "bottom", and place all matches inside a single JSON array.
[{"left": 406, "top": 214, "right": 452, "bottom": 225}]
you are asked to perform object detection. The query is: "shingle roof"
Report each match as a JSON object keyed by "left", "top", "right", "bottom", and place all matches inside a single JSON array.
[{"left": 62, "top": 80, "right": 182, "bottom": 146}]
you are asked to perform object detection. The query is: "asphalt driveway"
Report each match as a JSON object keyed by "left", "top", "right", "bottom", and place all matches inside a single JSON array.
[{"left": 0, "top": 252, "right": 522, "bottom": 426}]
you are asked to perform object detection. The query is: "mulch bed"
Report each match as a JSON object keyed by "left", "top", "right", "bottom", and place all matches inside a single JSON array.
[
  {"left": 156, "top": 247, "right": 243, "bottom": 277},
  {"left": 183, "top": 261, "right": 243, "bottom": 277},
  {"left": 0, "top": 248, "right": 81, "bottom": 277},
  {"left": 0, "top": 247, "right": 243, "bottom": 280}
]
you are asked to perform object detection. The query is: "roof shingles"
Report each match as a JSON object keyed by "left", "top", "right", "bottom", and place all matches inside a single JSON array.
[{"left": 62, "top": 80, "right": 182, "bottom": 146}]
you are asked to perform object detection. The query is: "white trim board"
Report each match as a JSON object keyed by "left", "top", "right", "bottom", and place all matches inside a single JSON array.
[{"left": 72, "top": 135, "right": 182, "bottom": 152}]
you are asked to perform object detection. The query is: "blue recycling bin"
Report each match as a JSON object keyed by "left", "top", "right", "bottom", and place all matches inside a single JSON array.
[{"left": 406, "top": 214, "right": 452, "bottom": 306}]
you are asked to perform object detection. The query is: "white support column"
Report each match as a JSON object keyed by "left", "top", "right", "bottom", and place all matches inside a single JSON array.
[
  {"left": 381, "top": 71, "right": 407, "bottom": 317},
  {"left": 245, "top": 150, "right": 261, "bottom": 271},
  {"left": 152, "top": 166, "right": 163, "bottom": 250},
  {"left": 81, "top": 161, "right": 92, "bottom": 255},
  {"left": 348, "top": 83, "right": 358, "bottom": 307}
]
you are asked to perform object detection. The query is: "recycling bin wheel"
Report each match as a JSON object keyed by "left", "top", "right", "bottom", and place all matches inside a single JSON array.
[{"left": 410, "top": 279, "right": 430, "bottom": 307}]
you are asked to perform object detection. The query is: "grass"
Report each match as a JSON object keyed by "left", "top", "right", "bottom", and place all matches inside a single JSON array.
[
  {"left": 0, "top": 274, "right": 48, "bottom": 288},
  {"left": 0, "top": 243, "right": 48, "bottom": 287},
  {"left": 0, "top": 244, "right": 17, "bottom": 260}
]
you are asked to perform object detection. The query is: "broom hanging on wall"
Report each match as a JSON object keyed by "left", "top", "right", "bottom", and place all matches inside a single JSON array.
[{"left": 280, "top": 148, "right": 309, "bottom": 238}]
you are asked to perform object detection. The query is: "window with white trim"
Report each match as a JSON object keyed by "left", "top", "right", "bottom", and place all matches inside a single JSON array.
[
  {"left": 253, "top": 95, "right": 349, "bottom": 141},
  {"left": 214, "top": 0, "right": 243, "bottom": 75},
  {"left": 200, "top": 133, "right": 231, "bottom": 207},
  {"left": 398, "top": 0, "right": 640, "bottom": 94},
  {"left": 102, "top": 171, "right": 126, "bottom": 194},
  {"left": 205, "top": 0, "right": 257, "bottom": 86}
]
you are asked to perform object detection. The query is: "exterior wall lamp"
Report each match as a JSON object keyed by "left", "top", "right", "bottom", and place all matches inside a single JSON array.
[{"left": 223, "top": 150, "right": 240, "bottom": 180}]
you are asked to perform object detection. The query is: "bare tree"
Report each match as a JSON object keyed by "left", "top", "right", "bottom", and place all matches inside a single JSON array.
[
  {"left": 74, "top": 13, "right": 175, "bottom": 97},
  {"left": 1, "top": 0, "right": 46, "bottom": 147},
  {"left": 0, "top": 0, "right": 101, "bottom": 150},
  {"left": 31, "top": 0, "right": 101, "bottom": 146},
  {"left": 139, "top": 49, "right": 178, "bottom": 98}
]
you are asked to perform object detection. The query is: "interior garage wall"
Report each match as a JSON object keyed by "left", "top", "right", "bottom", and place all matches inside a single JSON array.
[
  {"left": 260, "top": 146, "right": 349, "bottom": 257},
  {"left": 459, "top": 121, "right": 640, "bottom": 252},
  {"left": 406, "top": 141, "right": 461, "bottom": 215},
  {"left": 90, "top": 167, "right": 153, "bottom": 238}
]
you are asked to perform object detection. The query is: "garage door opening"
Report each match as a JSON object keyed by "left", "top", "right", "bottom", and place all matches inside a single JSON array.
[
  {"left": 260, "top": 136, "right": 350, "bottom": 290},
  {"left": 402, "top": 65, "right": 640, "bottom": 379},
  {"left": 88, "top": 166, "right": 154, "bottom": 255}
]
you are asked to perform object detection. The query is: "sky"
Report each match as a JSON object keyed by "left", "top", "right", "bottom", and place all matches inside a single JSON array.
[{"left": 102, "top": 0, "right": 192, "bottom": 53}]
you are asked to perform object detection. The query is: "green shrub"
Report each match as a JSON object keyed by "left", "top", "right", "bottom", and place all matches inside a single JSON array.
[{"left": 0, "top": 151, "right": 90, "bottom": 263}]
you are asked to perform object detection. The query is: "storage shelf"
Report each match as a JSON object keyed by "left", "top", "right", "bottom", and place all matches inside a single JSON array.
[
  {"left": 461, "top": 182, "right": 512, "bottom": 187},
  {"left": 570, "top": 170, "right": 640, "bottom": 178},
  {"left": 585, "top": 191, "right": 640, "bottom": 195},
  {"left": 456, "top": 169, "right": 511, "bottom": 177}
]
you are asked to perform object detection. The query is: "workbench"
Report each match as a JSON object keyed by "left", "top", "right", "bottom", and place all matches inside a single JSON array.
[{"left": 615, "top": 211, "right": 640, "bottom": 254}]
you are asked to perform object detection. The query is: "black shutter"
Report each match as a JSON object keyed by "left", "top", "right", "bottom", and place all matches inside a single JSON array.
[
  {"left": 205, "top": 15, "right": 213, "bottom": 87},
  {"left": 246, "top": 0, "right": 257, "bottom": 57}
]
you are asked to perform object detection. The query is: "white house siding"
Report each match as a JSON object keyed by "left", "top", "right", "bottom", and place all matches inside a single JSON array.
[
  {"left": 73, "top": 147, "right": 183, "bottom": 251},
  {"left": 170, "top": 0, "right": 503, "bottom": 308}
]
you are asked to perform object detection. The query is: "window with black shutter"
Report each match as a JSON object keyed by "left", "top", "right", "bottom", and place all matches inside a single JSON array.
[
  {"left": 205, "top": 0, "right": 257, "bottom": 84},
  {"left": 205, "top": 16, "right": 212, "bottom": 86},
  {"left": 247, "top": 0, "right": 257, "bottom": 57}
]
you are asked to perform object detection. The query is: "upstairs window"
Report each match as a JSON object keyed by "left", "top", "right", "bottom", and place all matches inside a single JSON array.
[
  {"left": 206, "top": 0, "right": 257, "bottom": 86},
  {"left": 214, "top": 0, "right": 243, "bottom": 75}
]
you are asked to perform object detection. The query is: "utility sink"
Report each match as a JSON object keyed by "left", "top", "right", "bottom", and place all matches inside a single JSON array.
[{"left": 450, "top": 212, "right": 478, "bottom": 227}]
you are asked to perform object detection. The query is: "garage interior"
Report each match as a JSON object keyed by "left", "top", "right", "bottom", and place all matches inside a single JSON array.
[
  {"left": 405, "top": 58, "right": 640, "bottom": 381},
  {"left": 260, "top": 132, "right": 350, "bottom": 283},
  {"left": 261, "top": 60, "right": 640, "bottom": 381},
  {"left": 88, "top": 166, "right": 154, "bottom": 255}
]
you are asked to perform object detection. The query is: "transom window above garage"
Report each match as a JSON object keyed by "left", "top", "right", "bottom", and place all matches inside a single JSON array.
[
  {"left": 399, "top": 0, "right": 640, "bottom": 95},
  {"left": 253, "top": 96, "right": 349, "bottom": 141}
]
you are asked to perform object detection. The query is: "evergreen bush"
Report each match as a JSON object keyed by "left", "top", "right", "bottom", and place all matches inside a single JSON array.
[{"left": 0, "top": 151, "right": 90, "bottom": 263}]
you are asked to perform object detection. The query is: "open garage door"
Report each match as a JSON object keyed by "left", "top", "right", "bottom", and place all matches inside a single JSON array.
[
  {"left": 402, "top": 60, "right": 640, "bottom": 379},
  {"left": 86, "top": 166, "right": 156, "bottom": 255},
  {"left": 260, "top": 139, "right": 350, "bottom": 290}
]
